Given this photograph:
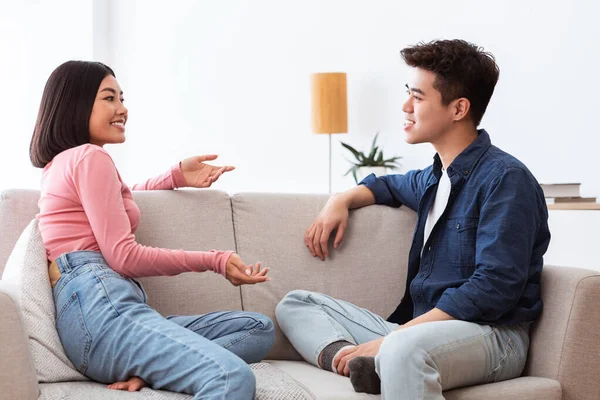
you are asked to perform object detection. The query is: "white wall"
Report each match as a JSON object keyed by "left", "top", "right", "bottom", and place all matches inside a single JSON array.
[
  {"left": 100, "top": 0, "right": 600, "bottom": 196},
  {"left": 0, "top": 0, "right": 93, "bottom": 190},
  {"left": 2, "top": 0, "right": 599, "bottom": 195}
]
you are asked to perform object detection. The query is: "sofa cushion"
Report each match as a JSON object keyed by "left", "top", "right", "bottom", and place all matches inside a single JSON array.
[
  {"left": 0, "top": 189, "right": 244, "bottom": 316},
  {"left": 39, "top": 381, "right": 191, "bottom": 400},
  {"left": 444, "top": 376, "right": 561, "bottom": 400},
  {"left": 0, "top": 282, "right": 39, "bottom": 399},
  {"left": 132, "top": 190, "right": 243, "bottom": 316},
  {"left": 268, "top": 360, "right": 561, "bottom": 400},
  {"left": 0, "top": 189, "right": 41, "bottom": 276},
  {"left": 1, "top": 219, "right": 87, "bottom": 383},
  {"left": 231, "top": 193, "right": 416, "bottom": 360},
  {"left": 39, "top": 363, "right": 316, "bottom": 399},
  {"left": 266, "top": 361, "right": 375, "bottom": 399},
  {"left": 524, "top": 265, "right": 600, "bottom": 400}
]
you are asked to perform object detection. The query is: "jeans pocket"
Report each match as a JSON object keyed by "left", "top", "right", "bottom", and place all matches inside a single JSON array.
[
  {"left": 97, "top": 265, "right": 146, "bottom": 304},
  {"left": 488, "top": 337, "right": 525, "bottom": 383},
  {"left": 131, "top": 278, "right": 148, "bottom": 303},
  {"left": 56, "top": 292, "right": 92, "bottom": 374}
]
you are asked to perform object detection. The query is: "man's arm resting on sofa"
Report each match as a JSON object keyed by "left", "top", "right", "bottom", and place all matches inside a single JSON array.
[{"left": 0, "top": 281, "right": 39, "bottom": 400}]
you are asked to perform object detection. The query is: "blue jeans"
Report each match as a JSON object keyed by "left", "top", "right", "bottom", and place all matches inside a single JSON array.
[
  {"left": 53, "top": 251, "right": 274, "bottom": 400},
  {"left": 276, "top": 290, "right": 530, "bottom": 400}
]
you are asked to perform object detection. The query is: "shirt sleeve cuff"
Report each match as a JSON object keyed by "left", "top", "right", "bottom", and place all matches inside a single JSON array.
[
  {"left": 436, "top": 288, "right": 481, "bottom": 321},
  {"left": 212, "top": 250, "right": 234, "bottom": 277},
  {"left": 170, "top": 163, "right": 187, "bottom": 189},
  {"left": 359, "top": 173, "right": 392, "bottom": 205}
]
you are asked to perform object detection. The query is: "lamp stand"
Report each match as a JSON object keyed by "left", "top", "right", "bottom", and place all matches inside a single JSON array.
[{"left": 328, "top": 133, "right": 332, "bottom": 193}]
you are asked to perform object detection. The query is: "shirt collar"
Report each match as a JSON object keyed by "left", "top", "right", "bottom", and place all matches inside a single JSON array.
[{"left": 432, "top": 129, "right": 491, "bottom": 180}]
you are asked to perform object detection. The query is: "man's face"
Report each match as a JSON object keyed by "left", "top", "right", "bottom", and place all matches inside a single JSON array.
[{"left": 402, "top": 68, "right": 456, "bottom": 145}]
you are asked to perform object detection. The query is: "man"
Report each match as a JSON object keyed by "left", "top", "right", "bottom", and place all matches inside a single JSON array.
[{"left": 275, "top": 39, "right": 550, "bottom": 399}]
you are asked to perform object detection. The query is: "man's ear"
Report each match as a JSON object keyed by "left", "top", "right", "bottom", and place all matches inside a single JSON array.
[{"left": 452, "top": 98, "right": 471, "bottom": 122}]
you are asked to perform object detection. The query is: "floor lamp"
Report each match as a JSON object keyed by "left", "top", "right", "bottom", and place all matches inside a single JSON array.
[{"left": 311, "top": 72, "right": 348, "bottom": 193}]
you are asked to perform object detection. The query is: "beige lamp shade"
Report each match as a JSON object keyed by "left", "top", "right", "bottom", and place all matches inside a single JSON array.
[{"left": 311, "top": 72, "right": 348, "bottom": 134}]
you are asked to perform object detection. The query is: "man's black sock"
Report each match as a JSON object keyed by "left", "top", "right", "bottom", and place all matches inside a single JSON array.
[{"left": 320, "top": 340, "right": 354, "bottom": 372}]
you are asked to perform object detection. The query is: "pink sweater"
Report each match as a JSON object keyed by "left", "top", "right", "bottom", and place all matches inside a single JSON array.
[{"left": 37, "top": 144, "right": 232, "bottom": 278}]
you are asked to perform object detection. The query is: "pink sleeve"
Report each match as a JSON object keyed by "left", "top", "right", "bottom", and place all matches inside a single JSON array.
[
  {"left": 130, "top": 163, "right": 187, "bottom": 190},
  {"left": 73, "top": 150, "right": 231, "bottom": 278}
]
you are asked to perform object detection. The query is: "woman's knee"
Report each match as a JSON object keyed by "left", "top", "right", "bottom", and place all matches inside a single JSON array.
[
  {"left": 196, "top": 352, "right": 256, "bottom": 398},
  {"left": 254, "top": 312, "right": 275, "bottom": 336},
  {"left": 225, "top": 361, "right": 256, "bottom": 399},
  {"left": 249, "top": 313, "right": 275, "bottom": 361}
]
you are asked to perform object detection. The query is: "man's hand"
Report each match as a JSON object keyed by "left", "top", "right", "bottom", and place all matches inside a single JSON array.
[
  {"left": 180, "top": 155, "right": 235, "bottom": 188},
  {"left": 305, "top": 195, "right": 350, "bottom": 260},
  {"left": 334, "top": 337, "right": 384, "bottom": 376},
  {"left": 225, "top": 253, "right": 270, "bottom": 286}
]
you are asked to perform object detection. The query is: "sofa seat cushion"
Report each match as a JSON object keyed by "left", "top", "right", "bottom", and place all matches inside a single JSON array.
[
  {"left": 39, "top": 381, "right": 191, "bottom": 400},
  {"left": 267, "top": 360, "right": 562, "bottom": 400},
  {"left": 266, "top": 360, "right": 379, "bottom": 399},
  {"left": 39, "top": 363, "right": 316, "bottom": 399},
  {"left": 444, "top": 376, "right": 561, "bottom": 399}
]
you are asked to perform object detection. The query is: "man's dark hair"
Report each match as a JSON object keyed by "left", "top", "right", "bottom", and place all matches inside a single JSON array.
[
  {"left": 29, "top": 60, "right": 115, "bottom": 168},
  {"left": 401, "top": 39, "right": 499, "bottom": 127}
]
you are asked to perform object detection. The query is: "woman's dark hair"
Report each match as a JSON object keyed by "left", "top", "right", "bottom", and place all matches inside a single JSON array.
[
  {"left": 401, "top": 39, "right": 499, "bottom": 127},
  {"left": 29, "top": 61, "right": 115, "bottom": 168}
]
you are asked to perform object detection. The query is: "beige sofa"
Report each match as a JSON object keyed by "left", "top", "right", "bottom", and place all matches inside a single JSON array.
[{"left": 1, "top": 188, "right": 599, "bottom": 399}]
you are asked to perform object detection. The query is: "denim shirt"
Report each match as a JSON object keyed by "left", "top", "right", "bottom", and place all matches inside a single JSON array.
[{"left": 361, "top": 130, "right": 550, "bottom": 326}]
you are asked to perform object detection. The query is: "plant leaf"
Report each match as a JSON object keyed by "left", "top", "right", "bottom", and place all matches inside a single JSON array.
[
  {"left": 340, "top": 142, "right": 363, "bottom": 163},
  {"left": 370, "top": 132, "right": 380, "bottom": 152},
  {"left": 343, "top": 165, "right": 359, "bottom": 182},
  {"left": 368, "top": 146, "right": 378, "bottom": 162}
]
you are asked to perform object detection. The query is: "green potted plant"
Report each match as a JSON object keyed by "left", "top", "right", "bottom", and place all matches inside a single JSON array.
[{"left": 341, "top": 132, "right": 402, "bottom": 184}]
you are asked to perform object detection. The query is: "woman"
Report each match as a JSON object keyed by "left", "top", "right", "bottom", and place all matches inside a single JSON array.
[{"left": 30, "top": 60, "right": 274, "bottom": 399}]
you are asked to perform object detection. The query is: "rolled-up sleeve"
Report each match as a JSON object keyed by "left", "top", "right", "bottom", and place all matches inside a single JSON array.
[
  {"left": 436, "top": 167, "right": 543, "bottom": 322},
  {"left": 359, "top": 169, "right": 429, "bottom": 211}
]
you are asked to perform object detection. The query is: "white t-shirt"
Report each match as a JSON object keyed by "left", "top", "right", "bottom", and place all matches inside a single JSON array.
[{"left": 422, "top": 168, "right": 451, "bottom": 254}]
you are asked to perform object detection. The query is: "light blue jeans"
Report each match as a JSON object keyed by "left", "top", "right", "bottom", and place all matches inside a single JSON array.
[
  {"left": 53, "top": 251, "right": 274, "bottom": 400},
  {"left": 276, "top": 290, "right": 530, "bottom": 400}
]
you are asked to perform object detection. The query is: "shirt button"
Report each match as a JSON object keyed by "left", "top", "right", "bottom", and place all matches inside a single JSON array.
[
  {"left": 456, "top": 223, "right": 461, "bottom": 229},
  {"left": 463, "top": 169, "right": 469, "bottom": 175},
  {"left": 428, "top": 246, "right": 432, "bottom": 251}
]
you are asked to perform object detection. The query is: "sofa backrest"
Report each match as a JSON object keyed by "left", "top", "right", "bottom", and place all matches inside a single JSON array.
[
  {"left": 0, "top": 189, "right": 40, "bottom": 276},
  {"left": 0, "top": 189, "right": 243, "bottom": 315}
]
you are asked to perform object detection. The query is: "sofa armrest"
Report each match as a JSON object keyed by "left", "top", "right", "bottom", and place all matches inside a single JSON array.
[
  {"left": 0, "top": 281, "right": 39, "bottom": 400},
  {"left": 525, "top": 265, "right": 600, "bottom": 400}
]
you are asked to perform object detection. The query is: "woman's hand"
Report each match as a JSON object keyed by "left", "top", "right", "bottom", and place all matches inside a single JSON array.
[
  {"left": 180, "top": 155, "right": 235, "bottom": 188},
  {"left": 225, "top": 253, "right": 270, "bottom": 286}
]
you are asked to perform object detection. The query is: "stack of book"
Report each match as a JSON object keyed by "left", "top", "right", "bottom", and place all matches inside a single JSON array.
[{"left": 540, "top": 183, "right": 599, "bottom": 209}]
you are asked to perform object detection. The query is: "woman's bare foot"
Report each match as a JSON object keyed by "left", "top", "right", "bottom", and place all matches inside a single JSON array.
[{"left": 107, "top": 376, "right": 145, "bottom": 392}]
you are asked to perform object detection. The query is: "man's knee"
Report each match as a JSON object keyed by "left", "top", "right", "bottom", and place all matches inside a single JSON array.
[
  {"left": 376, "top": 330, "right": 428, "bottom": 375},
  {"left": 275, "top": 289, "right": 313, "bottom": 321}
]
